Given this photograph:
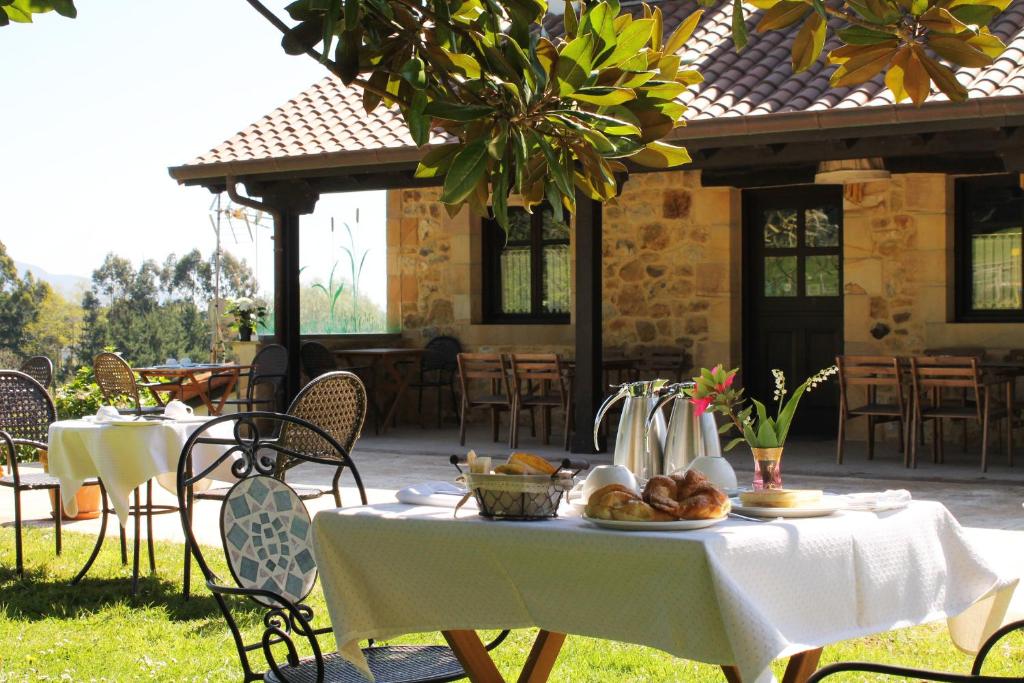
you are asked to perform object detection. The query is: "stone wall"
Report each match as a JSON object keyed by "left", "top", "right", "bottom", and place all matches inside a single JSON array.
[{"left": 385, "top": 171, "right": 742, "bottom": 370}]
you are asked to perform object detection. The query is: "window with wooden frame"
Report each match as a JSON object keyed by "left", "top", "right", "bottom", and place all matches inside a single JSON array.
[
  {"left": 955, "top": 175, "right": 1024, "bottom": 322},
  {"left": 481, "top": 204, "right": 570, "bottom": 324}
]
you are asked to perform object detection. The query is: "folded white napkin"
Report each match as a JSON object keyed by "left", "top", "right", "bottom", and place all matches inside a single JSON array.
[
  {"left": 840, "top": 489, "right": 912, "bottom": 512},
  {"left": 396, "top": 481, "right": 475, "bottom": 509}
]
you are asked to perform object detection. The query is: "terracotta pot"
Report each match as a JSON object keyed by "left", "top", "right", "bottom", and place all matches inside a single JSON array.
[{"left": 38, "top": 449, "right": 102, "bottom": 520}]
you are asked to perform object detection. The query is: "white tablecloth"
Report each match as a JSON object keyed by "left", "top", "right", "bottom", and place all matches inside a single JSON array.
[
  {"left": 47, "top": 419, "right": 236, "bottom": 525},
  {"left": 312, "top": 501, "right": 1016, "bottom": 683}
]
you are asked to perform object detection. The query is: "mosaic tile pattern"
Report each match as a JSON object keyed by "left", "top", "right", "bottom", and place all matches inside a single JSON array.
[{"left": 221, "top": 476, "right": 317, "bottom": 607}]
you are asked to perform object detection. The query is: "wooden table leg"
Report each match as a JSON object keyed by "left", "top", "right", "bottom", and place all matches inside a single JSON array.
[
  {"left": 721, "top": 648, "right": 823, "bottom": 683},
  {"left": 210, "top": 369, "right": 240, "bottom": 415},
  {"left": 442, "top": 630, "right": 505, "bottom": 683},
  {"left": 518, "top": 630, "right": 566, "bottom": 683},
  {"left": 380, "top": 358, "right": 413, "bottom": 433}
]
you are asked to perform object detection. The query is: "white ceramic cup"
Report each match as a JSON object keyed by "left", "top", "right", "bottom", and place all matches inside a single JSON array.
[
  {"left": 180, "top": 357, "right": 194, "bottom": 367},
  {"left": 165, "top": 358, "right": 178, "bottom": 367},
  {"left": 164, "top": 400, "right": 194, "bottom": 419},
  {"left": 582, "top": 465, "right": 638, "bottom": 502},
  {"left": 96, "top": 405, "right": 121, "bottom": 421}
]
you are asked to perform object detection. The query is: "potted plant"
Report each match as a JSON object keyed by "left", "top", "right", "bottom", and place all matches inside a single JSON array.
[
  {"left": 48, "top": 365, "right": 107, "bottom": 519},
  {"left": 226, "top": 297, "right": 267, "bottom": 341},
  {"left": 685, "top": 364, "right": 837, "bottom": 490}
]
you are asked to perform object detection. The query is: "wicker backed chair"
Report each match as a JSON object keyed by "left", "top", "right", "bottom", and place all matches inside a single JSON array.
[
  {"left": 407, "top": 336, "right": 461, "bottom": 428},
  {"left": 214, "top": 343, "right": 289, "bottom": 413},
  {"left": 0, "top": 371, "right": 100, "bottom": 575},
  {"left": 807, "top": 619, "right": 1024, "bottom": 682},
  {"left": 19, "top": 356, "right": 54, "bottom": 390},
  {"left": 93, "top": 352, "right": 178, "bottom": 415},
  {"left": 176, "top": 411, "right": 507, "bottom": 682}
]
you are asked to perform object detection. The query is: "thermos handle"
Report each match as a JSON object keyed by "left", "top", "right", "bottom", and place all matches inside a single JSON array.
[{"left": 593, "top": 385, "right": 628, "bottom": 450}]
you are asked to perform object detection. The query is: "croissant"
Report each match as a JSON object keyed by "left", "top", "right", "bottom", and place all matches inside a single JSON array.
[{"left": 641, "top": 471, "right": 730, "bottom": 520}]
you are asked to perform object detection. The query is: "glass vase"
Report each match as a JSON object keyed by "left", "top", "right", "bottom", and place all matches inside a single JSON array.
[{"left": 750, "top": 446, "right": 783, "bottom": 490}]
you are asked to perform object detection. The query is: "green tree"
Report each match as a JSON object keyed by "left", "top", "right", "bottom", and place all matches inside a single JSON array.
[
  {"left": 22, "top": 287, "right": 83, "bottom": 381},
  {"left": 0, "top": 240, "right": 48, "bottom": 358}
]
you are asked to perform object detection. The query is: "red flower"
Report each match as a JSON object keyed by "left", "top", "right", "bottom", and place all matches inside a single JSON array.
[
  {"left": 716, "top": 371, "right": 736, "bottom": 393},
  {"left": 690, "top": 395, "right": 713, "bottom": 416}
]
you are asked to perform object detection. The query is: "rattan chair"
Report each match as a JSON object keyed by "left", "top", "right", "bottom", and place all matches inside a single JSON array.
[
  {"left": 807, "top": 619, "right": 1024, "bottom": 682},
  {"left": 407, "top": 336, "right": 461, "bottom": 428},
  {"left": 214, "top": 343, "right": 288, "bottom": 413},
  {"left": 176, "top": 411, "right": 508, "bottom": 683},
  {"left": 19, "top": 355, "right": 54, "bottom": 390},
  {"left": 93, "top": 352, "right": 178, "bottom": 415},
  {"left": 835, "top": 355, "right": 909, "bottom": 465},
  {"left": 455, "top": 353, "right": 513, "bottom": 446},
  {"left": 0, "top": 371, "right": 100, "bottom": 575},
  {"left": 909, "top": 356, "right": 1011, "bottom": 471},
  {"left": 509, "top": 353, "right": 571, "bottom": 450}
]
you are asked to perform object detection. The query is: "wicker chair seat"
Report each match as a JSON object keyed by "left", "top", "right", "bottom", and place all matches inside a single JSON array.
[
  {"left": 264, "top": 645, "right": 464, "bottom": 683},
  {"left": 0, "top": 472, "right": 62, "bottom": 489},
  {"left": 194, "top": 483, "right": 325, "bottom": 502}
]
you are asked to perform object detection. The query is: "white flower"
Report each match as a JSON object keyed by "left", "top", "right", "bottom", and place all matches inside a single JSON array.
[
  {"left": 771, "top": 368, "right": 787, "bottom": 401},
  {"left": 232, "top": 297, "right": 256, "bottom": 312}
]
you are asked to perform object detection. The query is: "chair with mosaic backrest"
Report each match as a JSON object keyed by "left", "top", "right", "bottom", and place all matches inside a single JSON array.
[
  {"left": 0, "top": 370, "right": 101, "bottom": 575},
  {"left": 807, "top": 618, "right": 1024, "bottom": 682},
  {"left": 19, "top": 356, "right": 54, "bottom": 391},
  {"left": 176, "top": 411, "right": 508, "bottom": 682}
]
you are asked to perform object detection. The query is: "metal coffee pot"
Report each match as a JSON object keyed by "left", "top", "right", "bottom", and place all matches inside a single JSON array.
[
  {"left": 645, "top": 382, "right": 723, "bottom": 475},
  {"left": 593, "top": 380, "right": 668, "bottom": 479}
]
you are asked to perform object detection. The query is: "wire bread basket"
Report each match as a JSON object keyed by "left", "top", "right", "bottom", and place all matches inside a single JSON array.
[{"left": 450, "top": 456, "right": 589, "bottom": 520}]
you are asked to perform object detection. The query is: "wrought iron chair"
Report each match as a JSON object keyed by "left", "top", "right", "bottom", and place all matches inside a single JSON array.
[
  {"left": 19, "top": 355, "right": 54, "bottom": 390},
  {"left": 176, "top": 411, "right": 507, "bottom": 682},
  {"left": 455, "top": 353, "right": 513, "bottom": 446},
  {"left": 93, "top": 352, "right": 178, "bottom": 415},
  {"left": 406, "top": 336, "right": 461, "bottom": 428},
  {"left": 508, "top": 353, "right": 571, "bottom": 450},
  {"left": 215, "top": 344, "right": 289, "bottom": 413},
  {"left": 0, "top": 370, "right": 100, "bottom": 575},
  {"left": 835, "top": 355, "right": 909, "bottom": 465},
  {"left": 807, "top": 619, "right": 1024, "bottom": 682}
]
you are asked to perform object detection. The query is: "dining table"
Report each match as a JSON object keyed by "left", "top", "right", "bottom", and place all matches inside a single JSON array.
[
  {"left": 334, "top": 348, "right": 425, "bottom": 433},
  {"left": 312, "top": 500, "right": 1017, "bottom": 683},
  {"left": 135, "top": 362, "right": 251, "bottom": 416},
  {"left": 47, "top": 415, "right": 236, "bottom": 593}
]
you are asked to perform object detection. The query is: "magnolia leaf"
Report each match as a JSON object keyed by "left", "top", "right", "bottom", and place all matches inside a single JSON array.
[
  {"left": 918, "top": 51, "right": 969, "bottom": 101},
  {"left": 400, "top": 57, "right": 427, "bottom": 90},
  {"left": 559, "top": 109, "right": 642, "bottom": 135},
  {"left": 837, "top": 26, "right": 896, "bottom": 45},
  {"left": 791, "top": 12, "right": 825, "bottom": 73},
  {"left": 928, "top": 34, "right": 994, "bottom": 68},
  {"left": 829, "top": 43, "right": 899, "bottom": 87},
  {"left": 903, "top": 47, "right": 931, "bottom": 105},
  {"left": 405, "top": 91, "right": 430, "bottom": 145},
  {"left": 564, "top": 0, "right": 578, "bottom": 38},
  {"left": 884, "top": 46, "right": 912, "bottom": 102},
  {"left": 600, "top": 18, "right": 654, "bottom": 68},
  {"left": 639, "top": 81, "right": 689, "bottom": 100},
  {"left": 442, "top": 49, "right": 483, "bottom": 78},
  {"left": 665, "top": 9, "right": 703, "bottom": 54},
  {"left": 731, "top": 0, "right": 748, "bottom": 50},
  {"left": 756, "top": 1, "right": 809, "bottom": 32},
  {"left": 628, "top": 141, "right": 692, "bottom": 168},
  {"left": 440, "top": 138, "right": 490, "bottom": 205},
  {"left": 535, "top": 37, "right": 558, "bottom": 78},
  {"left": 651, "top": 5, "right": 664, "bottom": 52},
  {"left": 556, "top": 32, "right": 595, "bottom": 95},
  {"left": 967, "top": 32, "right": 1006, "bottom": 59},
  {"left": 675, "top": 69, "right": 704, "bottom": 85},
  {"left": 413, "top": 145, "right": 460, "bottom": 179},
  {"left": 422, "top": 101, "right": 493, "bottom": 121},
  {"left": 571, "top": 86, "right": 637, "bottom": 105},
  {"left": 580, "top": 0, "right": 617, "bottom": 59},
  {"left": 919, "top": 6, "right": 971, "bottom": 34}
]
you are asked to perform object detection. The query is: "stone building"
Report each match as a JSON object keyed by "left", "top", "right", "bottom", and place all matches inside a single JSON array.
[{"left": 170, "top": 1, "right": 1024, "bottom": 445}]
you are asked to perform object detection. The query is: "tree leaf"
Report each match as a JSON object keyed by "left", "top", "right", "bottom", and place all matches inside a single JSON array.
[
  {"left": 903, "top": 46, "right": 931, "bottom": 105},
  {"left": 400, "top": 57, "right": 427, "bottom": 90},
  {"left": 599, "top": 18, "right": 654, "bottom": 68},
  {"left": 791, "top": 13, "right": 825, "bottom": 73},
  {"left": 665, "top": 9, "right": 702, "bottom": 54},
  {"left": 414, "top": 144, "right": 459, "bottom": 178},
  {"left": 440, "top": 138, "right": 490, "bottom": 205},
  {"left": 755, "top": 1, "right": 809, "bottom": 32},
  {"left": 422, "top": 101, "right": 493, "bottom": 121},
  {"left": 563, "top": 0, "right": 578, "bottom": 39},
  {"left": 884, "top": 46, "right": 912, "bottom": 102},
  {"left": 651, "top": 6, "right": 663, "bottom": 52},
  {"left": 405, "top": 91, "right": 430, "bottom": 145},
  {"left": 627, "top": 141, "right": 692, "bottom": 168},
  {"left": 441, "top": 48, "right": 483, "bottom": 78},
  {"left": 570, "top": 86, "right": 636, "bottom": 105},
  {"left": 919, "top": 6, "right": 971, "bottom": 34},
  {"left": 837, "top": 26, "right": 897, "bottom": 46},
  {"left": 967, "top": 32, "right": 1007, "bottom": 59},
  {"left": 557, "top": 109, "right": 642, "bottom": 135},
  {"left": 731, "top": 0, "right": 748, "bottom": 51},
  {"left": 829, "top": 43, "right": 899, "bottom": 88},
  {"left": 918, "top": 51, "right": 968, "bottom": 101},
  {"left": 556, "top": 32, "right": 595, "bottom": 95},
  {"left": 928, "top": 35, "right": 994, "bottom": 68}
]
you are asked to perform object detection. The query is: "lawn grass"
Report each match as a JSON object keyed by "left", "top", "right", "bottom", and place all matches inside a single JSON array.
[{"left": 0, "top": 527, "right": 1021, "bottom": 682}]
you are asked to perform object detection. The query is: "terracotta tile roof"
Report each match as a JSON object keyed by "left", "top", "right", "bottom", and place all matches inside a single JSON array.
[{"left": 172, "top": 0, "right": 1024, "bottom": 179}]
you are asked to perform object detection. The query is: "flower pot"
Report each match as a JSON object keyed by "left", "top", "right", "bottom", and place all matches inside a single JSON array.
[
  {"left": 750, "top": 446, "right": 784, "bottom": 491},
  {"left": 238, "top": 326, "right": 253, "bottom": 342},
  {"left": 38, "top": 449, "right": 102, "bottom": 520}
]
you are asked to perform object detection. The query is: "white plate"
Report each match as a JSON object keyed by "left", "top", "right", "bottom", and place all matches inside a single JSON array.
[
  {"left": 165, "top": 415, "right": 213, "bottom": 423},
  {"left": 582, "top": 514, "right": 727, "bottom": 531},
  {"left": 107, "top": 419, "right": 166, "bottom": 427},
  {"left": 730, "top": 496, "right": 843, "bottom": 518}
]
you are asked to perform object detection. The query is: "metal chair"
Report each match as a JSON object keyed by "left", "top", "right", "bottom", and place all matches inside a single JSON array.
[
  {"left": 300, "top": 341, "right": 338, "bottom": 380},
  {"left": 93, "top": 352, "right": 178, "bottom": 415},
  {"left": 176, "top": 411, "right": 507, "bottom": 683},
  {"left": 508, "top": 353, "right": 571, "bottom": 450},
  {"left": 407, "top": 336, "right": 461, "bottom": 428},
  {"left": 215, "top": 343, "right": 288, "bottom": 413},
  {"left": 909, "top": 356, "right": 1011, "bottom": 471},
  {"left": 455, "top": 353, "right": 513, "bottom": 446},
  {"left": 807, "top": 619, "right": 1024, "bottom": 682},
  {"left": 0, "top": 370, "right": 99, "bottom": 575},
  {"left": 835, "top": 355, "right": 909, "bottom": 465},
  {"left": 19, "top": 355, "right": 54, "bottom": 390}
]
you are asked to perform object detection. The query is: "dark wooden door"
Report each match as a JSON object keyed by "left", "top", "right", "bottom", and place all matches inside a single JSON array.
[{"left": 743, "top": 186, "right": 844, "bottom": 436}]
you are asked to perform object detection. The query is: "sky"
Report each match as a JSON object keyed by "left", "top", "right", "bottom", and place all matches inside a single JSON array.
[{"left": 1, "top": 1, "right": 387, "bottom": 306}]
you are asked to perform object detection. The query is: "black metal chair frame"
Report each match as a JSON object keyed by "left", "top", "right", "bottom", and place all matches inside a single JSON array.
[
  {"left": 176, "top": 411, "right": 508, "bottom": 682},
  {"left": 407, "top": 336, "right": 461, "bottom": 429},
  {"left": 807, "top": 619, "right": 1024, "bottom": 682},
  {"left": 0, "top": 370, "right": 101, "bottom": 575},
  {"left": 214, "top": 343, "right": 289, "bottom": 413}
]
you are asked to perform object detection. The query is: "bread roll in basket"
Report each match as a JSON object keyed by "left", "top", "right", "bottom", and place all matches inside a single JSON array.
[{"left": 451, "top": 454, "right": 589, "bottom": 520}]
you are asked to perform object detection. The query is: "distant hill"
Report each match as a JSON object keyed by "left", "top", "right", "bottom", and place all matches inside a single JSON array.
[{"left": 15, "top": 261, "right": 90, "bottom": 302}]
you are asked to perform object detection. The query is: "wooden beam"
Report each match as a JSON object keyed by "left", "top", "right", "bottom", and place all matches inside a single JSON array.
[{"left": 571, "top": 193, "right": 604, "bottom": 454}]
